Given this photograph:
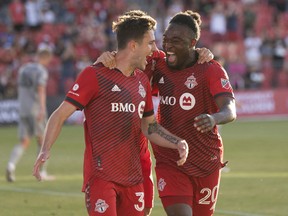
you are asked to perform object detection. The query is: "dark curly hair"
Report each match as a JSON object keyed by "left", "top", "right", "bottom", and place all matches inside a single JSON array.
[{"left": 169, "top": 10, "right": 202, "bottom": 40}]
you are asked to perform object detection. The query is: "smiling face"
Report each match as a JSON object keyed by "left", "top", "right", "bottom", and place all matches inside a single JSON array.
[
  {"left": 162, "top": 23, "right": 197, "bottom": 70},
  {"left": 133, "top": 30, "right": 157, "bottom": 71}
]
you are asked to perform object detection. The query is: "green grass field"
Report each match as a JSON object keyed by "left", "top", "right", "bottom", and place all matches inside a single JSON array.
[{"left": 0, "top": 120, "right": 287, "bottom": 216}]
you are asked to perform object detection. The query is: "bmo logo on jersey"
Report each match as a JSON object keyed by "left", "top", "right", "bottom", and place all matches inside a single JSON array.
[
  {"left": 111, "top": 101, "right": 146, "bottom": 118},
  {"left": 160, "top": 96, "right": 177, "bottom": 106},
  {"left": 180, "top": 93, "right": 195, "bottom": 110},
  {"left": 160, "top": 93, "right": 196, "bottom": 110},
  {"left": 111, "top": 103, "right": 136, "bottom": 113}
]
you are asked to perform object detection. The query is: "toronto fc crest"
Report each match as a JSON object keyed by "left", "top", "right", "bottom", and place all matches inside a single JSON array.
[
  {"left": 158, "top": 178, "right": 167, "bottom": 191},
  {"left": 138, "top": 83, "right": 146, "bottom": 98},
  {"left": 185, "top": 74, "right": 198, "bottom": 89},
  {"left": 95, "top": 199, "right": 109, "bottom": 213}
]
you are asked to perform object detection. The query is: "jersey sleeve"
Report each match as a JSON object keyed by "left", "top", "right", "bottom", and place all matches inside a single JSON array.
[
  {"left": 65, "top": 66, "right": 99, "bottom": 110},
  {"left": 143, "top": 76, "right": 154, "bottom": 117},
  {"left": 139, "top": 138, "right": 154, "bottom": 208},
  {"left": 144, "top": 50, "right": 166, "bottom": 80},
  {"left": 207, "top": 61, "right": 235, "bottom": 98},
  {"left": 37, "top": 67, "right": 48, "bottom": 86}
]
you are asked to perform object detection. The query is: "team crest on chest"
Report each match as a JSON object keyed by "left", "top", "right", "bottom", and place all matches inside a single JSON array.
[
  {"left": 184, "top": 74, "right": 198, "bottom": 89},
  {"left": 138, "top": 82, "right": 146, "bottom": 98}
]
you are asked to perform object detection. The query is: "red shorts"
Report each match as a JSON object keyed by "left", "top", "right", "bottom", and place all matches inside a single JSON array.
[
  {"left": 140, "top": 141, "right": 154, "bottom": 208},
  {"left": 155, "top": 165, "right": 221, "bottom": 216},
  {"left": 84, "top": 178, "right": 145, "bottom": 216}
]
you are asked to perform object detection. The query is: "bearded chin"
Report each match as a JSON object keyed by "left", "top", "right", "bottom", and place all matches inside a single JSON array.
[{"left": 166, "top": 60, "right": 180, "bottom": 70}]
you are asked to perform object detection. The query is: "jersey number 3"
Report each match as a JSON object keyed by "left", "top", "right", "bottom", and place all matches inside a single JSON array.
[{"left": 134, "top": 192, "right": 144, "bottom": 211}]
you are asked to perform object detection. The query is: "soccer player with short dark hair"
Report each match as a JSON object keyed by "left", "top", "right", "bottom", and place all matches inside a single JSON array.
[
  {"left": 147, "top": 10, "right": 237, "bottom": 216},
  {"left": 33, "top": 11, "right": 189, "bottom": 216}
]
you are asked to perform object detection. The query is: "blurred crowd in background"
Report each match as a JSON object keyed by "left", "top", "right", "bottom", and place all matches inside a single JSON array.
[{"left": 0, "top": 0, "right": 287, "bottom": 99}]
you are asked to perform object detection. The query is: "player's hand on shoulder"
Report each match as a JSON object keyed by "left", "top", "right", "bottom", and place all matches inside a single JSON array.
[
  {"left": 176, "top": 140, "right": 189, "bottom": 166},
  {"left": 94, "top": 51, "right": 116, "bottom": 69},
  {"left": 194, "top": 114, "right": 216, "bottom": 133},
  {"left": 196, "top": 47, "right": 214, "bottom": 64}
]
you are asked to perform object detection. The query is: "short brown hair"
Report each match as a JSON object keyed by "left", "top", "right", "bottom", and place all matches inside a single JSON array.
[{"left": 112, "top": 10, "right": 156, "bottom": 50}]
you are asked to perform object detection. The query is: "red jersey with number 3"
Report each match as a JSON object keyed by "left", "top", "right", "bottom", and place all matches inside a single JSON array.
[
  {"left": 65, "top": 64, "right": 154, "bottom": 189},
  {"left": 146, "top": 53, "right": 234, "bottom": 177}
]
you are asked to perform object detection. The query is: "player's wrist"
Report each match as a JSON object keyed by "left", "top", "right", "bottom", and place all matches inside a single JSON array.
[{"left": 210, "top": 115, "right": 217, "bottom": 126}]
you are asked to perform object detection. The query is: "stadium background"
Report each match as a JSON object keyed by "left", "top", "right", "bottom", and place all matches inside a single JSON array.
[
  {"left": 0, "top": 1, "right": 288, "bottom": 216},
  {"left": 0, "top": 0, "right": 288, "bottom": 124}
]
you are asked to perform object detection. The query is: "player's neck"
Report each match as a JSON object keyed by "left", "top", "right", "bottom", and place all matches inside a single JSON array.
[
  {"left": 185, "top": 51, "right": 199, "bottom": 68},
  {"left": 114, "top": 51, "right": 135, "bottom": 77}
]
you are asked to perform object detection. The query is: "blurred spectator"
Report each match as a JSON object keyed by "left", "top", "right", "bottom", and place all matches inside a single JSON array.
[
  {"left": 0, "top": 0, "right": 287, "bottom": 100},
  {"left": 242, "top": 2, "right": 256, "bottom": 37},
  {"left": 37, "top": 34, "right": 55, "bottom": 52},
  {"left": 271, "top": 33, "right": 287, "bottom": 87},
  {"left": 75, "top": 54, "right": 92, "bottom": 73},
  {"left": 59, "top": 39, "right": 76, "bottom": 94},
  {"left": 244, "top": 30, "right": 262, "bottom": 68},
  {"left": 244, "top": 65, "right": 265, "bottom": 89},
  {"left": 8, "top": 0, "right": 26, "bottom": 32},
  {"left": 209, "top": 2, "right": 227, "bottom": 41},
  {"left": 227, "top": 56, "right": 246, "bottom": 90},
  {"left": 226, "top": 1, "right": 241, "bottom": 41},
  {"left": 25, "top": 0, "right": 42, "bottom": 31},
  {"left": 41, "top": 2, "right": 56, "bottom": 24}
]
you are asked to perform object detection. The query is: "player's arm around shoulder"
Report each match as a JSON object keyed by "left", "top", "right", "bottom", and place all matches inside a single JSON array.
[
  {"left": 94, "top": 51, "right": 117, "bottom": 69},
  {"left": 141, "top": 115, "right": 189, "bottom": 166},
  {"left": 196, "top": 47, "right": 214, "bottom": 64}
]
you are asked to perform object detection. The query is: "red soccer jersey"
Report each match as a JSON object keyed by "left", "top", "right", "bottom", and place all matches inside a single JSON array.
[
  {"left": 148, "top": 57, "right": 234, "bottom": 177},
  {"left": 65, "top": 64, "right": 154, "bottom": 189}
]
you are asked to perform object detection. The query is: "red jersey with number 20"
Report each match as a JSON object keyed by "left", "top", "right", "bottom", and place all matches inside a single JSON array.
[
  {"left": 148, "top": 55, "right": 234, "bottom": 177},
  {"left": 65, "top": 64, "right": 154, "bottom": 189}
]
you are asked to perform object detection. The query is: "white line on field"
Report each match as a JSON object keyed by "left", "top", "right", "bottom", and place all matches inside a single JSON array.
[
  {"left": 0, "top": 186, "right": 267, "bottom": 216},
  {"left": 154, "top": 200, "right": 267, "bottom": 216},
  {"left": 0, "top": 186, "right": 83, "bottom": 197},
  {"left": 216, "top": 210, "right": 267, "bottom": 216}
]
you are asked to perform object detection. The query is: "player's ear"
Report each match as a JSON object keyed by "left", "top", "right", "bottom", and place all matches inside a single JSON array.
[
  {"left": 128, "top": 40, "right": 138, "bottom": 51},
  {"left": 190, "top": 39, "right": 197, "bottom": 48}
]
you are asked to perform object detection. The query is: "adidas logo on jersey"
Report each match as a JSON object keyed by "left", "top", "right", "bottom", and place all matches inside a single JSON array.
[
  {"left": 159, "top": 77, "right": 164, "bottom": 84},
  {"left": 111, "top": 85, "right": 121, "bottom": 92}
]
